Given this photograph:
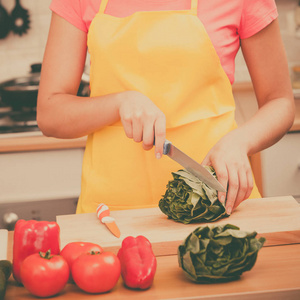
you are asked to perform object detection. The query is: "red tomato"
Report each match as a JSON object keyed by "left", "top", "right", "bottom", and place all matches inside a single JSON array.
[
  {"left": 60, "top": 242, "right": 103, "bottom": 281},
  {"left": 72, "top": 251, "right": 121, "bottom": 294},
  {"left": 20, "top": 250, "right": 69, "bottom": 297}
]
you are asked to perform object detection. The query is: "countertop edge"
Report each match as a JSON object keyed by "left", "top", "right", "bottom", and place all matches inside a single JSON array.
[{"left": 0, "top": 135, "right": 87, "bottom": 153}]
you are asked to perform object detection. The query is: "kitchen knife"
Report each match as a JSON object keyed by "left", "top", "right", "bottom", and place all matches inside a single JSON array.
[
  {"left": 161, "top": 140, "right": 226, "bottom": 192},
  {"left": 96, "top": 204, "right": 121, "bottom": 238}
]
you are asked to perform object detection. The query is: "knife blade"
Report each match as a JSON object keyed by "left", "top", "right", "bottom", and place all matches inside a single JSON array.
[
  {"left": 162, "top": 140, "right": 226, "bottom": 192},
  {"left": 96, "top": 204, "right": 121, "bottom": 238}
]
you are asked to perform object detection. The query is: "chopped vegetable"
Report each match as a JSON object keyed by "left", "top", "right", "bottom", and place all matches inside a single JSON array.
[
  {"left": 117, "top": 236, "right": 157, "bottom": 290},
  {"left": 159, "top": 167, "right": 227, "bottom": 224},
  {"left": 178, "top": 224, "right": 265, "bottom": 283}
]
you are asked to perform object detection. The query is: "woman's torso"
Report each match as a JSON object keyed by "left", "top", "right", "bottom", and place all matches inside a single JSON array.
[{"left": 50, "top": 0, "right": 278, "bottom": 84}]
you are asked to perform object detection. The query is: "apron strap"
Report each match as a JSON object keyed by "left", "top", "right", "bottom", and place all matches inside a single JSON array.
[
  {"left": 99, "top": 0, "right": 198, "bottom": 15},
  {"left": 191, "top": 0, "right": 198, "bottom": 15},
  {"left": 99, "top": 0, "right": 109, "bottom": 14}
]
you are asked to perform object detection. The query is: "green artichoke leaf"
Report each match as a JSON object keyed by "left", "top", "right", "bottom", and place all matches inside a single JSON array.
[
  {"left": 182, "top": 252, "right": 198, "bottom": 278},
  {"left": 250, "top": 237, "right": 266, "bottom": 251},
  {"left": 178, "top": 224, "right": 266, "bottom": 283},
  {"left": 213, "top": 236, "right": 233, "bottom": 246},
  {"left": 185, "top": 232, "right": 201, "bottom": 253},
  {"left": 159, "top": 167, "right": 227, "bottom": 224},
  {"left": 215, "top": 228, "right": 256, "bottom": 239},
  {"left": 173, "top": 170, "right": 208, "bottom": 200},
  {"left": 192, "top": 253, "right": 212, "bottom": 276}
]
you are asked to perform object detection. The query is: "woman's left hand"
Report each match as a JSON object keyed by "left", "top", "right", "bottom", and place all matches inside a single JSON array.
[{"left": 202, "top": 129, "right": 253, "bottom": 215}]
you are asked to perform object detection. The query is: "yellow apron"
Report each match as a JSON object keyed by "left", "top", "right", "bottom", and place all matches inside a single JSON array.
[{"left": 77, "top": 0, "right": 260, "bottom": 213}]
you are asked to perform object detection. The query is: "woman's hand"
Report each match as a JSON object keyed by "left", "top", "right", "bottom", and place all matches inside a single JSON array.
[
  {"left": 202, "top": 19, "right": 295, "bottom": 215},
  {"left": 118, "top": 91, "right": 166, "bottom": 159},
  {"left": 202, "top": 129, "right": 253, "bottom": 215}
]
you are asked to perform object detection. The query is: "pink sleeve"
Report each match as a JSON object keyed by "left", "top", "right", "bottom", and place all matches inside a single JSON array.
[
  {"left": 239, "top": 0, "right": 278, "bottom": 39},
  {"left": 50, "top": 0, "right": 87, "bottom": 32}
]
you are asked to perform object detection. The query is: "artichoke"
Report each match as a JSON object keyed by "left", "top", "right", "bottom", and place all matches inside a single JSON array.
[
  {"left": 159, "top": 167, "right": 227, "bottom": 224},
  {"left": 178, "top": 224, "right": 266, "bottom": 283}
]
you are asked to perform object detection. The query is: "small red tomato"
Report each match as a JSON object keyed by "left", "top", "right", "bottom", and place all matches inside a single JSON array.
[
  {"left": 72, "top": 251, "right": 121, "bottom": 294},
  {"left": 60, "top": 242, "right": 103, "bottom": 281},
  {"left": 20, "top": 250, "right": 69, "bottom": 297}
]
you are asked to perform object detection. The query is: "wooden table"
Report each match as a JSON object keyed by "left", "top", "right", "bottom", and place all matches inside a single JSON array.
[{"left": 4, "top": 197, "right": 300, "bottom": 299}]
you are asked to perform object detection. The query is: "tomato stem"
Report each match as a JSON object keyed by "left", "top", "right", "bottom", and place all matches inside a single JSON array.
[
  {"left": 39, "top": 249, "right": 53, "bottom": 260},
  {"left": 90, "top": 251, "right": 101, "bottom": 255}
]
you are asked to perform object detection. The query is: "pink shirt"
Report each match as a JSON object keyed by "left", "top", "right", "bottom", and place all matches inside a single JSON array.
[{"left": 50, "top": 0, "right": 278, "bottom": 84}]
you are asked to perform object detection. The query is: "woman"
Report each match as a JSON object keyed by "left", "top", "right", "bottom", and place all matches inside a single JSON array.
[{"left": 37, "top": 0, "right": 295, "bottom": 215}]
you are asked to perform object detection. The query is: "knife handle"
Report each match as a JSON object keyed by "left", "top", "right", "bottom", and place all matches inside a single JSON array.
[{"left": 153, "top": 139, "right": 171, "bottom": 155}]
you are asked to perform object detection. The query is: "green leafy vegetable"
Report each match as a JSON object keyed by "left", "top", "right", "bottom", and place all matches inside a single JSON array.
[
  {"left": 159, "top": 167, "right": 227, "bottom": 224},
  {"left": 178, "top": 224, "right": 266, "bottom": 283}
]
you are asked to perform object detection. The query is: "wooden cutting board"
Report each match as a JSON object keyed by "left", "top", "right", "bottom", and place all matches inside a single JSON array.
[
  {"left": 57, "top": 196, "right": 300, "bottom": 256},
  {"left": 0, "top": 229, "right": 8, "bottom": 260}
]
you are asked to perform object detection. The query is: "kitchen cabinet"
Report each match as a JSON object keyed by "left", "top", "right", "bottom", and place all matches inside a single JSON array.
[
  {"left": 261, "top": 132, "right": 300, "bottom": 201},
  {"left": 0, "top": 148, "right": 84, "bottom": 203},
  {"left": 0, "top": 147, "right": 84, "bottom": 228},
  {"left": 233, "top": 82, "right": 300, "bottom": 199}
]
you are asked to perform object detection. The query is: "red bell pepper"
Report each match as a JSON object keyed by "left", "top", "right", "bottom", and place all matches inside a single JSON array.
[
  {"left": 117, "top": 235, "right": 157, "bottom": 290},
  {"left": 12, "top": 220, "right": 60, "bottom": 284}
]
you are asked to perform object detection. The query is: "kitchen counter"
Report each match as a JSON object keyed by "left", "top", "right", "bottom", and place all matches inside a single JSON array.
[
  {"left": 4, "top": 196, "right": 300, "bottom": 299},
  {"left": 0, "top": 134, "right": 87, "bottom": 153},
  {"left": 4, "top": 239, "right": 300, "bottom": 299},
  {"left": 0, "top": 82, "right": 299, "bottom": 154}
]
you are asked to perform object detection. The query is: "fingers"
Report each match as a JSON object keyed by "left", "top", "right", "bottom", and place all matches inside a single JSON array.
[
  {"left": 119, "top": 91, "right": 166, "bottom": 157},
  {"left": 132, "top": 113, "right": 143, "bottom": 143},
  {"left": 232, "top": 168, "right": 253, "bottom": 211},
  {"left": 212, "top": 163, "right": 228, "bottom": 206},
  {"left": 142, "top": 113, "right": 166, "bottom": 157},
  {"left": 121, "top": 110, "right": 144, "bottom": 143},
  {"left": 225, "top": 168, "right": 239, "bottom": 215},
  {"left": 203, "top": 154, "right": 253, "bottom": 215},
  {"left": 225, "top": 162, "right": 253, "bottom": 214},
  {"left": 121, "top": 116, "right": 133, "bottom": 139},
  {"left": 153, "top": 115, "right": 166, "bottom": 159},
  {"left": 142, "top": 123, "right": 154, "bottom": 151}
]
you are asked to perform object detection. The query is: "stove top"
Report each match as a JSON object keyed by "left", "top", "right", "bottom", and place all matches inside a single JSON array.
[
  {"left": 0, "top": 102, "right": 40, "bottom": 136},
  {"left": 0, "top": 77, "right": 90, "bottom": 138}
]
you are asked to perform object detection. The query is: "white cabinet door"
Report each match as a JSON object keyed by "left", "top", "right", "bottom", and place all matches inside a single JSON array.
[
  {"left": 261, "top": 132, "right": 300, "bottom": 198},
  {"left": 0, "top": 149, "right": 84, "bottom": 203}
]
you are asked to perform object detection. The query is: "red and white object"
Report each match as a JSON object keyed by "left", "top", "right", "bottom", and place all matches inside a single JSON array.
[{"left": 96, "top": 204, "right": 121, "bottom": 238}]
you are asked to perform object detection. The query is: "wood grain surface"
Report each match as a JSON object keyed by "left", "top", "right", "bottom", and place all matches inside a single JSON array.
[
  {"left": 57, "top": 196, "right": 300, "bottom": 256},
  {"left": 5, "top": 241, "right": 300, "bottom": 300}
]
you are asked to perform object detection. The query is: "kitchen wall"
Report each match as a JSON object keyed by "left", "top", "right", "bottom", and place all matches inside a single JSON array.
[
  {"left": 0, "top": 0, "right": 299, "bottom": 83},
  {"left": 235, "top": 0, "right": 300, "bottom": 82},
  {"left": 0, "top": 0, "right": 52, "bottom": 82}
]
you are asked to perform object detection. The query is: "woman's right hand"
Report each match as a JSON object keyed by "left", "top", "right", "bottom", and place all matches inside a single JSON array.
[{"left": 118, "top": 91, "right": 166, "bottom": 159}]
